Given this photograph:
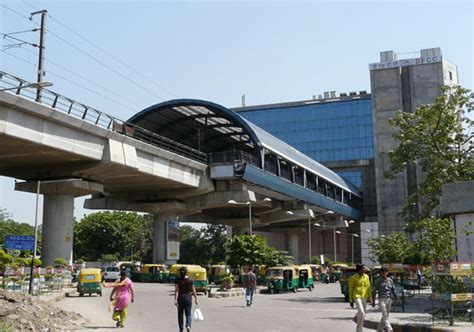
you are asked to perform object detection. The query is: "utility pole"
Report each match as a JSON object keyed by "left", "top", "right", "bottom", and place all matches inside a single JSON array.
[{"left": 30, "top": 10, "right": 47, "bottom": 102}]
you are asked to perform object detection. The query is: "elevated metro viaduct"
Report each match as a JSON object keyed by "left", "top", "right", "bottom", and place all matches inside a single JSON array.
[{"left": 0, "top": 72, "right": 362, "bottom": 265}]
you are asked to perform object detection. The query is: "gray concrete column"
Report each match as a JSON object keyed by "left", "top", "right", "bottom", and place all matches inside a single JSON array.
[
  {"left": 287, "top": 233, "right": 299, "bottom": 263},
  {"left": 41, "top": 195, "right": 74, "bottom": 266},
  {"left": 153, "top": 213, "right": 178, "bottom": 264}
]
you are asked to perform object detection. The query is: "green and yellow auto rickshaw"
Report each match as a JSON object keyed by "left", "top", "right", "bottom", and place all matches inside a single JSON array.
[
  {"left": 339, "top": 266, "right": 357, "bottom": 301},
  {"left": 267, "top": 266, "right": 299, "bottom": 294},
  {"left": 307, "top": 264, "right": 321, "bottom": 281},
  {"left": 208, "top": 265, "right": 228, "bottom": 285},
  {"left": 168, "top": 264, "right": 200, "bottom": 283},
  {"left": 141, "top": 264, "right": 168, "bottom": 283},
  {"left": 77, "top": 268, "right": 102, "bottom": 297},
  {"left": 257, "top": 265, "right": 267, "bottom": 285},
  {"left": 187, "top": 266, "right": 208, "bottom": 294},
  {"left": 297, "top": 265, "right": 314, "bottom": 291},
  {"left": 331, "top": 263, "right": 348, "bottom": 282}
]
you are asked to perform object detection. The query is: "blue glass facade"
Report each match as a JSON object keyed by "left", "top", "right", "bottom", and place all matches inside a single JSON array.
[
  {"left": 337, "top": 170, "right": 363, "bottom": 189},
  {"left": 237, "top": 98, "right": 374, "bottom": 164}
]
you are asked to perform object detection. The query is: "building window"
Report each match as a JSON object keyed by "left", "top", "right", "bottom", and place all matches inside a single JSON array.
[{"left": 449, "top": 71, "right": 453, "bottom": 81}]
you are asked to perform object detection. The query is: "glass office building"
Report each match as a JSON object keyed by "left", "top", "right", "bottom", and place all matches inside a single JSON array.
[{"left": 234, "top": 95, "right": 373, "bottom": 190}]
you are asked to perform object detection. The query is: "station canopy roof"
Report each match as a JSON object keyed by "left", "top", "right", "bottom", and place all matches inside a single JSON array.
[{"left": 128, "top": 99, "right": 359, "bottom": 194}]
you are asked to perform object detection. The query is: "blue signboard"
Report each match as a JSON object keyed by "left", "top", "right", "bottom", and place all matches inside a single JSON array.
[{"left": 4, "top": 235, "right": 35, "bottom": 251}]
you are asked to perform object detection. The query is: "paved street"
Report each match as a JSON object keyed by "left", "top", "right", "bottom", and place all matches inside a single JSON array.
[{"left": 56, "top": 282, "right": 362, "bottom": 331}]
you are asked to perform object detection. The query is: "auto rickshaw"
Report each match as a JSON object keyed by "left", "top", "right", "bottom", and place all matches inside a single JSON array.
[
  {"left": 297, "top": 265, "right": 314, "bottom": 290},
  {"left": 330, "top": 263, "right": 348, "bottom": 282},
  {"left": 266, "top": 266, "right": 299, "bottom": 294},
  {"left": 208, "top": 265, "right": 228, "bottom": 285},
  {"left": 140, "top": 264, "right": 168, "bottom": 282},
  {"left": 339, "top": 266, "right": 357, "bottom": 301},
  {"left": 256, "top": 265, "right": 267, "bottom": 285},
  {"left": 168, "top": 264, "right": 200, "bottom": 283},
  {"left": 187, "top": 266, "right": 208, "bottom": 294},
  {"left": 307, "top": 264, "right": 321, "bottom": 281},
  {"left": 77, "top": 268, "right": 102, "bottom": 297}
]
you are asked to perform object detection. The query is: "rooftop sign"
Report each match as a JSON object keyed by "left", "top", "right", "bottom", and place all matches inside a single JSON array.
[{"left": 369, "top": 55, "right": 442, "bottom": 70}]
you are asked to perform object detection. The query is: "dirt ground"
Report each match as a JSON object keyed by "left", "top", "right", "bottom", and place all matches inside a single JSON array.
[{"left": 0, "top": 291, "right": 85, "bottom": 331}]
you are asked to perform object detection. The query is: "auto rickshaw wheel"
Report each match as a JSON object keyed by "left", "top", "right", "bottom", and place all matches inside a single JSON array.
[
  {"left": 309, "top": 286, "right": 313, "bottom": 291},
  {"left": 293, "top": 286, "right": 298, "bottom": 293},
  {"left": 99, "top": 292, "right": 102, "bottom": 296}
]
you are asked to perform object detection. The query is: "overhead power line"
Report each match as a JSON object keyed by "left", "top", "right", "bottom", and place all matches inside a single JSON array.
[
  {"left": 22, "top": 0, "right": 178, "bottom": 99},
  {"left": 2, "top": 50, "right": 139, "bottom": 115}
]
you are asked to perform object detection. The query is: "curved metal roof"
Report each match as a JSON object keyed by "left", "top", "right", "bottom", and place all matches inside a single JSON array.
[{"left": 127, "top": 99, "right": 359, "bottom": 195}]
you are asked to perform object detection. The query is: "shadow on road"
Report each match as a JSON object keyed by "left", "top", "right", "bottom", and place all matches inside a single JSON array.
[
  {"left": 82, "top": 326, "right": 117, "bottom": 330},
  {"left": 272, "top": 296, "right": 346, "bottom": 304}
]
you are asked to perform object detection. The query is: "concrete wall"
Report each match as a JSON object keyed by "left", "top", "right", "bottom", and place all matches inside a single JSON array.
[{"left": 441, "top": 181, "right": 474, "bottom": 262}]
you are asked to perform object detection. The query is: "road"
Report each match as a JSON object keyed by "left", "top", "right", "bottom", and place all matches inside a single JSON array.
[{"left": 56, "top": 282, "right": 363, "bottom": 331}]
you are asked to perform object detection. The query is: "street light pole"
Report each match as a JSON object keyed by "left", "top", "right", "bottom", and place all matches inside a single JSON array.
[
  {"left": 333, "top": 227, "right": 337, "bottom": 262},
  {"left": 28, "top": 180, "right": 41, "bottom": 295},
  {"left": 228, "top": 198, "right": 271, "bottom": 236},
  {"left": 248, "top": 202, "right": 252, "bottom": 236},
  {"left": 308, "top": 216, "right": 311, "bottom": 262}
]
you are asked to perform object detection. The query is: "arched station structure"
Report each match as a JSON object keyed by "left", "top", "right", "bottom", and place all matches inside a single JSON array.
[{"left": 128, "top": 99, "right": 362, "bottom": 221}]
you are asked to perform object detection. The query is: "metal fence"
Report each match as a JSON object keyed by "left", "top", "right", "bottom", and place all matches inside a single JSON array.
[
  {"left": 0, "top": 71, "right": 207, "bottom": 163},
  {"left": 208, "top": 150, "right": 259, "bottom": 166}
]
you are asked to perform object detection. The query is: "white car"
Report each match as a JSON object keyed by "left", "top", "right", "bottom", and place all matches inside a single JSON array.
[{"left": 103, "top": 266, "right": 120, "bottom": 282}]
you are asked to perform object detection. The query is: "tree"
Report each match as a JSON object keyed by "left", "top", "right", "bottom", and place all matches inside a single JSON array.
[
  {"left": 379, "top": 85, "right": 473, "bottom": 264},
  {"left": 73, "top": 211, "right": 153, "bottom": 261},
  {"left": 0, "top": 208, "right": 38, "bottom": 245},
  {"left": 387, "top": 86, "right": 474, "bottom": 219},
  {"left": 226, "top": 235, "right": 293, "bottom": 267},
  {"left": 367, "top": 233, "right": 414, "bottom": 263},
  {"left": 179, "top": 224, "right": 227, "bottom": 265},
  {"left": 410, "top": 217, "right": 456, "bottom": 264}
]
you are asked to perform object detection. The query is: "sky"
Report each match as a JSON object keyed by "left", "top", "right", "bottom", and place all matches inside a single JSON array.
[{"left": 0, "top": 0, "right": 473, "bottom": 225}]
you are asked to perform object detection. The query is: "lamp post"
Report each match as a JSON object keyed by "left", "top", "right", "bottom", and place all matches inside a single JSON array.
[
  {"left": 349, "top": 233, "right": 360, "bottom": 263},
  {"left": 286, "top": 210, "right": 334, "bottom": 262},
  {"left": 228, "top": 197, "right": 271, "bottom": 235},
  {"left": 320, "top": 219, "right": 355, "bottom": 262},
  {"left": 0, "top": 81, "right": 52, "bottom": 93}
]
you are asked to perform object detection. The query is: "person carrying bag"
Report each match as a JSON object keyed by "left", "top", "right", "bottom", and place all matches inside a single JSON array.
[{"left": 174, "top": 267, "right": 198, "bottom": 332}]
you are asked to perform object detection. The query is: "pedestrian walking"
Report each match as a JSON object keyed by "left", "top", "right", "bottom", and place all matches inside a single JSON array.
[
  {"left": 372, "top": 268, "right": 398, "bottom": 332},
  {"left": 242, "top": 266, "right": 257, "bottom": 306},
  {"left": 174, "top": 267, "right": 198, "bottom": 332},
  {"left": 349, "top": 264, "right": 372, "bottom": 332},
  {"left": 103, "top": 271, "right": 135, "bottom": 328}
]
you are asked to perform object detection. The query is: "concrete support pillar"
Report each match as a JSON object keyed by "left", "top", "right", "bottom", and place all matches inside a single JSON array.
[
  {"left": 287, "top": 233, "right": 299, "bottom": 263},
  {"left": 153, "top": 213, "right": 178, "bottom": 264},
  {"left": 42, "top": 195, "right": 74, "bottom": 266},
  {"left": 15, "top": 179, "right": 103, "bottom": 268}
]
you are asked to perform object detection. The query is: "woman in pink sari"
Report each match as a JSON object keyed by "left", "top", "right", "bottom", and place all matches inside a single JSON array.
[{"left": 104, "top": 271, "right": 135, "bottom": 328}]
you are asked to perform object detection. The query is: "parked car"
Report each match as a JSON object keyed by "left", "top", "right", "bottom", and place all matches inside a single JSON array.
[{"left": 102, "top": 266, "right": 120, "bottom": 282}]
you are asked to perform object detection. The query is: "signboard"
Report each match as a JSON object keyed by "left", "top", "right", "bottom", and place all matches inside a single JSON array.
[
  {"left": 369, "top": 55, "right": 442, "bottom": 71},
  {"left": 166, "top": 220, "right": 180, "bottom": 260},
  {"left": 382, "top": 263, "right": 405, "bottom": 273},
  {"left": 3, "top": 235, "right": 35, "bottom": 251},
  {"left": 433, "top": 262, "right": 471, "bottom": 276}
]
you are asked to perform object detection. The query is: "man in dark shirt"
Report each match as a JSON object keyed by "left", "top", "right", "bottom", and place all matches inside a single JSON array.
[
  {"left": 174, "top": 267, "right": 198, "bottom": 332},
  {"left": 372, "top": 268, "right": 398, "bottom": 332},
  {"left": 242, "top": 266, "right": 257, "bottom": 307}
]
